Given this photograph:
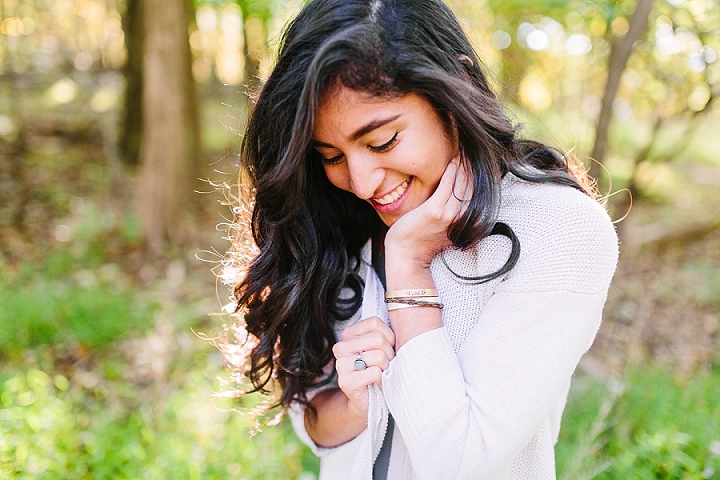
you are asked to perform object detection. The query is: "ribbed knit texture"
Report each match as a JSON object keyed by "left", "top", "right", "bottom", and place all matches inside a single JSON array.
[{"left": 288, "top": 174, "right": 619, "bottom": 479}]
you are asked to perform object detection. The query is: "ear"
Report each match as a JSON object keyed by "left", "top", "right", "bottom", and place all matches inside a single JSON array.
[{"left": 457, "top": 54, "right": 474, "bottom": 68}]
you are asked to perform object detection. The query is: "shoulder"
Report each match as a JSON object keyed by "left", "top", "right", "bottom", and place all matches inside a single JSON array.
[
  {"left": 499, "top": 174, "right": 615, "bottom": 239},
  {"left": 492, "top": 174, "right": 619, "bottom": 294}
]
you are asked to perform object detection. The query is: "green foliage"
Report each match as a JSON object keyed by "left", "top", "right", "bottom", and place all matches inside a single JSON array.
[
  {"left": 609, "top": 431, "right": 702, "bottom": 479},
  {"left": 0, "top": 247, "right": 318, "bottom": 479},
  {"left": 0, "top": 260, "right": 156, "bottom": 352},
  {"left": 0, "top": 360, "right": 318, "bottom": 479},
  {"left": 4, "top": 355, "right": 720, "bottom": 479},
  {"left": 557, "top": 369, "right": 720, "bottom": 479}
]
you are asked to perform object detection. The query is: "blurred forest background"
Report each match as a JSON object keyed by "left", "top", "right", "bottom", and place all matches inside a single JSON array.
[{"left": 0, "top": 0, "right": 719, "bottom": 478}]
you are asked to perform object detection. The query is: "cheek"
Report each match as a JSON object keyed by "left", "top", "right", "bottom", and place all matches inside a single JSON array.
[
  {"left": 323, "top": 165, "right": 352, "bottom": 192},
  {"left": 404, "top": 127, "right": 453, "bottom": 171}
]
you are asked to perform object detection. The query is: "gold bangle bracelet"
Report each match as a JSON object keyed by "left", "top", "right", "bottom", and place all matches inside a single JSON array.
[
  {"left": 384, "top": 296, "right": 441, "bottom": 304},
  {"left": 384, "top": 288, "right": 438, "bottom": 299}
]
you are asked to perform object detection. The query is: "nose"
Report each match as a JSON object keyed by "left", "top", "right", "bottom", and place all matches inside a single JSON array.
[{"left": 346, "top": 153, "right": 385, "bottom": 200}]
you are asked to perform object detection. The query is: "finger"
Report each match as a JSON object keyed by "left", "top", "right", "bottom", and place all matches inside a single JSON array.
[
  {"left": 340, "top": 316, "right": 395, "bottom": 345},
  {"left": 454, "top": 154, "right": 471, "bottom": 200},
  {"left": 337, "top": 365, "right": 383, "bottom": 393},
  {"left": 334, "top": 336, "right": 395, "bottom": 363},
  {"left": 336, "top": 349, "right": 391, "bottom": 373},
  {"left": 423, "top": 156, "right": 460, "bottom": 213},
  {"left": 448, "top": 155, "right": 472, "bottom": 218},
  {"left": 333, "top": 334, "right": 395, "bottom": 362}
]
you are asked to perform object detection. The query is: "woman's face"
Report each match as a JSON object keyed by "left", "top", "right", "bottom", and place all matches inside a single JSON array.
[{"left": 312, "top": 87, "right": 458, "bottom": 227}]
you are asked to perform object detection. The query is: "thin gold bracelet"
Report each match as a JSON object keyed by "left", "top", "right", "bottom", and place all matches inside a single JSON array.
[
  {"left": 384, "top": 288, "right": 438, "bottom": 299},
  {"left": 384, "top": 296, "right": 441, "bottom": 304}
]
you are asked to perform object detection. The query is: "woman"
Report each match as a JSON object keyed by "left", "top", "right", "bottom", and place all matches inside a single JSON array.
[{"left": 228, "top": 0, "right": 619, "bottom": 478}]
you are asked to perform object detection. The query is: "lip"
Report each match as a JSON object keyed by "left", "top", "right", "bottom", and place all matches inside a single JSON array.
[{"left": 369, "top": 177, "right": 413, "bottom": 214}]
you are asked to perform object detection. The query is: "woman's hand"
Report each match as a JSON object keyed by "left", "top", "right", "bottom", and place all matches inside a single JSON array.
[
  {"left": 385, "top": 155, "right": 470, "bottom": 266},
  {"left": 332, "top": 316, "right": 396, "bottom": 417},
  {"left": 382, "top": 155, "right": 469, "bottom": 349}
]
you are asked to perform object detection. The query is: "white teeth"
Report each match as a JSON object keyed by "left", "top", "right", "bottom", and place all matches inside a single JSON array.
[{"left": 374, "top": 179, "right": 409, "bottom": 205}]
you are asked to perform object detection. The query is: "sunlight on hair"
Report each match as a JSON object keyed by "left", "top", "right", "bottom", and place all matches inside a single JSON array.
[
  {"left": 198, "top": 170, "right": 283, "bottom": 432},
  {"left": 586, "top": 158, "right": 633, "bottom": 224}
]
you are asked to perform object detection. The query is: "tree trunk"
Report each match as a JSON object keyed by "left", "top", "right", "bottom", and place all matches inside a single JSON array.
[
  {"left": 137, "top": 0, "right": 202, "bottom": 253},
  {"left": 589, "top": 0, "right": 655, "bottom": 184},
  {"left": 120, "top": 0, "right": 144, "bottom": 167}
]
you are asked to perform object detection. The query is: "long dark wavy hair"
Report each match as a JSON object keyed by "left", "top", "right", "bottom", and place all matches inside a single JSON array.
[{"left": 230, "top": 0, "right": 592, "bottom": 412}]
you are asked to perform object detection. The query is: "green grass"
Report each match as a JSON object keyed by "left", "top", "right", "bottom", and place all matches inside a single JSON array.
[
  {"left": 0, "top": 263, "right": 157, "bottom": 352},
  {"left": 557, "top": 369, "right": 720, "bottom": 479},
  {"left": 0, "top": 361, "right": 319, "bottom": 479},
  {"left": 0, "top": 250, "right": 319, "bottom": 479},
  {"left": 4, "top": 349, "right": 720, "bottom": 479}
]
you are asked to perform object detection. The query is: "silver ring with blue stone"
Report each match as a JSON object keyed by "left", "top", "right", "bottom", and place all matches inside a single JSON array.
[{"left": 354, "top": 352, "right": 367, "bottom": 371}]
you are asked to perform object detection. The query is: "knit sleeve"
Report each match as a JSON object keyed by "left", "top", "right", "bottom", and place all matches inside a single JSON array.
[{"left": 381, "top": 184, "right": 619, "bottom": 479}]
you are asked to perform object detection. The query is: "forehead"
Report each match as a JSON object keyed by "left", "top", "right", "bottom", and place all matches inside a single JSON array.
[
  {"left": 318, "top": 86, "right": 398, "bottom": 117},
  {"left": 313, "top": 87, "right": 436, "bottom": 140}
]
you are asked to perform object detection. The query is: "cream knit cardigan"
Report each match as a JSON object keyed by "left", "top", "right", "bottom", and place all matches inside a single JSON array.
[{"left": 288, "top": 174, "right": 619, "bottom": 480}]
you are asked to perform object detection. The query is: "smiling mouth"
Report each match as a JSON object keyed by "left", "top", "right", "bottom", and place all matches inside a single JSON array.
[{"left": 372, "top": 178, "right": 410, "bottom": 205}]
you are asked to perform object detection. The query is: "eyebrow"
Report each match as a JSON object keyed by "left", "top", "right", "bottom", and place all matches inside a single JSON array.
[{"left": 313, "top": 114, "right": 401, "bottom": 148}]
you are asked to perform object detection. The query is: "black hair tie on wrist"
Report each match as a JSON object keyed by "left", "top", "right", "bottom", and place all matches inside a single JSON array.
[{"left": 441, "top": 222, "right": 520, "bottom": 284}]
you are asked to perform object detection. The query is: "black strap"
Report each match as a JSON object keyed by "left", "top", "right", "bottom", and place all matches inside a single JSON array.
[
  {"left": 371, "top": 241, "right": 393, "bottom": 480},
  {"left": 373, "top": 416, "right": 394, "bottom": 479},
  {"left": 440, "top": 222, "right": 520, "bottom": 284}
]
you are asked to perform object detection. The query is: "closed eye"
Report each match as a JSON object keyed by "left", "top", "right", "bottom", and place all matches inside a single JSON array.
[
  {"left": 368, "top": 131, "right": 399, "bottom": 153},
  {"left": 321, "top": 153, "right": 344, "bottom": 166}
]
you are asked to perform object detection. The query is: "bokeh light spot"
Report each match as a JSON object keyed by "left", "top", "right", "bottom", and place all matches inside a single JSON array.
[
  {"left": 612, "top": 97, "right": 633, "bottom": 120},
  {"left": 589, "top": 17, "right": 606, "bottom": 36},
  {"left": 565, "top": 34, "right": 592, "bottom": 55},
  {"left": 220, "top": 5, "right": 242, "bottom": 34},
  {"left": 215, "top": 56, "right": 243, "bottom": 85},
  {"left": 527, "top": 30, "right": 549, "bottom": 51},
  {"left": 621, "top": 69, "right": 643, "bottom": 90},
  {"left": 190, "top": 30, "right": 209, "bottom": 52},
  {"left": 491, "top": 30, "right": 511, "bottom": 50},
  {"left": 49, "top": 78, "right": 78, "bottom": 105},
  {"left": 656, "top": 24, "right": 682, "bottom": 56},
  {"left": 1, "top": 17, "right": 25, "bottom": 36},
  {"left": 519, "top": 74, "right": 552, "bottom": 111},
  {"left": 581, "top": 96, "right": 601, "bottom": 119},
  {"left": 611, "top": 17, "right": 629, "bottom": 36},
  {"left": 193, "top": 59, "right": 213, "bottom": 83},
  {"left": 517, "top": 22, "right": 535, "bottom": 48},
  {"left": 90, "top": 87, "right": 119, "bottom": 113},
  {"left": 701, "top": 46, "right": 716, "bottom": 63},
  {"left": 196, "top": 6, "right": 218, "bottom": 33},
  {"left": 74, "top": 51, "right": 94, "bottom": 71},
  {"left": 687, "top": 85, "right": 710, "bottom": 112},
  {"left": 0, "top": 115, "right": 13, "bottom": 136}
]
